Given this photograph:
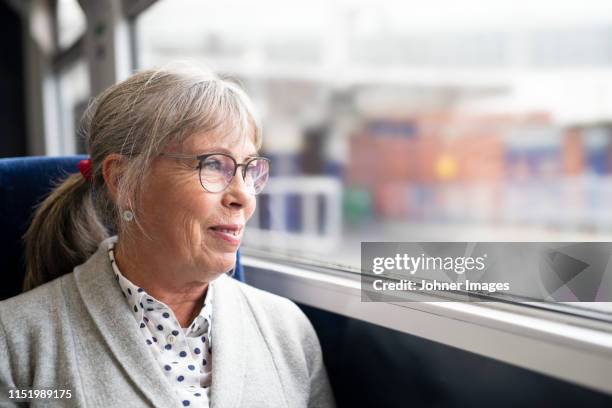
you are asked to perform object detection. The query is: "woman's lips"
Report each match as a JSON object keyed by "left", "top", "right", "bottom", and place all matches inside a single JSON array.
[{"left": 208, "top": 225, "right": 242, "bottom": 246}]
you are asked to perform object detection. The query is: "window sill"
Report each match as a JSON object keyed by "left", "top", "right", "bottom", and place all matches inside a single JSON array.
[{"left": 242, "top": 255, "right": 612, "bottom": 396}]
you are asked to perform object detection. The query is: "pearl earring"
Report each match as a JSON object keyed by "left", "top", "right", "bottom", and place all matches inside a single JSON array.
[{"left": 122, "top": 210, "right": 134, "bottom": 222}]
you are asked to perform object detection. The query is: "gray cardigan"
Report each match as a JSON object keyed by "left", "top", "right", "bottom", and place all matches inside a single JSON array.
[{"left": 0, "top": 239, "right": 335, "bottom": 407}]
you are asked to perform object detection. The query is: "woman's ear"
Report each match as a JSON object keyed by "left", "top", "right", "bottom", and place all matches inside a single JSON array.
[{"left": 102, "top": 153, "right": 126, "bottom": 203}]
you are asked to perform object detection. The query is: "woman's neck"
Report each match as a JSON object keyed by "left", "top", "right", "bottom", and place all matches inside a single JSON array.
[{"left": 114, "top": 239, "right": 208, "bottom": 328}]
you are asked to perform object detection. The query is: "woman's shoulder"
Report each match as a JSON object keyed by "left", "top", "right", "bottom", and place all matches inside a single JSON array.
[
  {"left": 219, "top": 275, "right": 318, "bottom": 343},
  {"left": 226, "top": 275, "right": 303, "bottom": 315},
  {"left": 0, "top": 239, "right": 111, "bottom": 329},
  {"left": 0, "top": 273, "right": 74, "bottom": 332}
]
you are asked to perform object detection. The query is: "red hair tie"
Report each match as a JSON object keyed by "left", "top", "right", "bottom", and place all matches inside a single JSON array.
[{"left": 78, "top": 158, "right": 93, "bottom": 181}]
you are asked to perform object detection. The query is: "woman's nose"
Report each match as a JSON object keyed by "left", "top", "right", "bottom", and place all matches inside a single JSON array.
[{"left": 222, "top": 171, "right": 253, "bottom": 208}]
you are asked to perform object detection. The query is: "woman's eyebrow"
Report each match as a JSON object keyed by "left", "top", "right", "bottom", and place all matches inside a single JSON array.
[{"left": 196, "top": 147, "right": 259, "bottom": 158}]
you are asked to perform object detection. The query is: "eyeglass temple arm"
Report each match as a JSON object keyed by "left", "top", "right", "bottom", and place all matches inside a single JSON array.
[{"left": 160, "top": 153, "right": 200, "bottom": 160}]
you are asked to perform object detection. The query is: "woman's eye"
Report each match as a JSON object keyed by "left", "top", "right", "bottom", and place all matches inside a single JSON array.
[{"left": 203, "top": 160, "right": 222, "bottom": 171}]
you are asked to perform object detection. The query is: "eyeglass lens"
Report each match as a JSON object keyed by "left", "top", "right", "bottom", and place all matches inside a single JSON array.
[{"left": 199, "top": 154, "right": 269, "bottom": 194}]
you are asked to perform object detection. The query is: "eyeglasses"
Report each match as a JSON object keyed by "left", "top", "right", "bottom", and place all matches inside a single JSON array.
[{"left": 161, "top": 152, "right": 270, "bottom": 195}]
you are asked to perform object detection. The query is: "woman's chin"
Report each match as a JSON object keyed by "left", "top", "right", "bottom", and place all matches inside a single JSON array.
[
  {"left": 196, "top": 242, "right": 238, "bottom": 273},
  {"left": 203, "top": 253, "right": 237, "bottom": 275}
]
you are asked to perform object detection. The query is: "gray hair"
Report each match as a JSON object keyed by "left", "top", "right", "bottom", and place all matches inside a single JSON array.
[{"left": 23, "top": 67, "right": 262, "bottom": 291}]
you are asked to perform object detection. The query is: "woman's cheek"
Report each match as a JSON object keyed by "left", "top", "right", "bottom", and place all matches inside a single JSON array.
[
  {"left": 245, "top": 197, "right": 257, "bottom": 221},
  {"left": 176, "top": 215, "right": 201, "bottom": 251}
]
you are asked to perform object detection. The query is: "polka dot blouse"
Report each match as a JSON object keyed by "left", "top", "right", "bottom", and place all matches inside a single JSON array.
[{"left": 108, "top": 242, "right": 213, "bottom": 408}]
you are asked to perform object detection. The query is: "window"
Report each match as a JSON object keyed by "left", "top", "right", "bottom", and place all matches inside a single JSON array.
[
  {"left": 135, "top": 0, "right": 612, "bottom": 314},
  {"left": 56, "top": 60, "right": 90, "bottom": 154},
  {"left": 56, "top": 0, "right": 86, "bottom": 50}
]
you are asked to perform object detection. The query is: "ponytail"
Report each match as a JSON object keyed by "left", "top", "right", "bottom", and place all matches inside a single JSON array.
[{"left": 22, "top": 173, "right": 109, "bottom": 291}]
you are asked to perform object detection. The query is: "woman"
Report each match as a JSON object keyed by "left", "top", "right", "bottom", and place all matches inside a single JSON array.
[{"left": 0, "top": 68, "right": 335, "bottom": 407}]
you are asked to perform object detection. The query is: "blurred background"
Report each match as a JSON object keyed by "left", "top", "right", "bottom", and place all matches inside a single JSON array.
[
  {"left": 4, "top": 0, "right": 612, "bottom": 296},
  {"left": 135, "top": 0, "right": 612, "bottom": 269}
]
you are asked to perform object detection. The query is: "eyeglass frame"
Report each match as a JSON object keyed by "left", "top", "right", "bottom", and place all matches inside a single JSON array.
[{"left": 160, "top": 152, "right": 271, "bottom": 194}]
